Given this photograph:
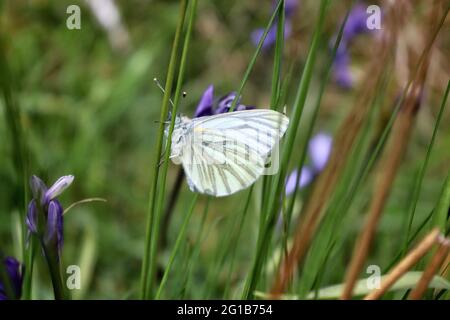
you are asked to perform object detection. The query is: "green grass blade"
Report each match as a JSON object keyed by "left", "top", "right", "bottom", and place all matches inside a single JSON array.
[
  {"left": 431, "top": 81, "right": 450, "bottom": 232},
  {"left": 229, "top": 0, "right": 283, "bottom": 112},
  {"left": 155, "top": 194, "right": 198, "bottom": 299},
  {"left": 242, "top": 0, "right": 330, "bottom": 299},
  {"left": 149, "top": 0, "right": 198, "bottom": 299},
  {"left": 285, "top": 6, "right": 350, "bottom": 231},
  {"left": 140, "top": 0, "right": 189, "bottom": 300}
]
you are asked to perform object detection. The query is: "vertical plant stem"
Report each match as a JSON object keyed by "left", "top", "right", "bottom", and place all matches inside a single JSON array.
[
  {"left": 0, "top": 34, "right": 30, "bottom": 299},
  {"left": 433, "top": 171, "right": 450, "bottom": 233},
  {"left": 261, "top": 0, "right": 285, "bottom": 223},
  {"left": 155, "top": 194, "right": 198, "bottom": 299},
  {"left": 402, "top": 80, "right": 449, "bottom": 254},
  {"left": 364, "top": 229, "right": 440, "bottom": 300},
  {"left": 42, "top": 244, "right": 66, "bottom": 300},
  {"left": 285, "top": 7, "right": 349, "bottom": 226},
  {"left": 160, "top": 168, "right": 185, "bottom": 250},
  {"left": 229, "top": 0, "right": 283, "bottom": 112},
  {"left": 140, "top": 0, "right": 188, "bottom": 300},
  {"left": 243, "top": 0, "right": 330, "bottom": 299},
  {"left": 149, "top": 0, "right": 197, "bottom": 299}
]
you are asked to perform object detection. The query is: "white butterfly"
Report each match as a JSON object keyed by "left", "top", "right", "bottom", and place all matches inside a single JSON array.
[{"left": 166, "top": 109, "right": 289, "bottom": 197}]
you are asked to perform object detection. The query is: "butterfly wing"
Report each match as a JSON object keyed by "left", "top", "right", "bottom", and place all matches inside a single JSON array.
[{"left": 180, "top": 109, "right": 289, "bottom": 197}]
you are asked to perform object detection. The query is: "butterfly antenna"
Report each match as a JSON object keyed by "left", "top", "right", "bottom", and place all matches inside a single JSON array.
[{"left": 154, "top": 77, "right": 175, "bottom": 109}]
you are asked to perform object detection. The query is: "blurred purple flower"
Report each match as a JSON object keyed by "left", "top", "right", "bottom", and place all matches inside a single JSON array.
[
  {"left": 0, "top": 256, "right": 23, "bottom": 300},
  {"left": 195, "top": 85, "right": 253, "bottom": 118},
  {"left": 251, "top": 0, "right": 299, "bottom": 50},
  {"left": 285, "top": 167, "right": 313, "bottom": 195},
  {"left": 309, "top": 132, "right": 333, "bottom": 171},
  {"left": 332, "top": 3, "right": 380, "bottom": 88},
  {"left": 342, "top": 4, "right": 371, "bottom": 40},
  {"left": 26, "top": 175, "right": 74, "bottom": 260},
  {"left": 332, "top": 43, "right": 353, "bottom": 89},
  {"left": 286, "top": 132, "right": 333, "bottom": 195}
]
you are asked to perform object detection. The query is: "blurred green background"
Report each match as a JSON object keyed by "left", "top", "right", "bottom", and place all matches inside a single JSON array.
[{"left": 0, "top": 0, "right": 449, "bottom": 299}]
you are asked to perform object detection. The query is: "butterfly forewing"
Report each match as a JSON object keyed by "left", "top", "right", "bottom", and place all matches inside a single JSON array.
[{"left": 176, "top": 109, "right": 289, "bottom": 197}]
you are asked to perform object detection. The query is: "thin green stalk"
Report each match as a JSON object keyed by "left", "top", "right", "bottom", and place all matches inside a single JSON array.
[
  {"left": 270, "top": 0, "right": 285, "bottom": 109},
  {"left": 0, "top": 35, "right": 30, "bottom": 299},
  {"left": 242, "top": 0, "right": 330, "bottom": 299},
  {"left": 434, "top": 171, "right": 450, "bottom": 232},
  {"left": 261, "top": 0, "right": 285, "bottom": 220},
  {"left": 203, "top": 190, "right": 252, "bottom": 298},
  {"left": 298, "top": 66, "right": 392, "bottom": 296},
  {"left": 155, "top": 194, "right": 198, "bottom": 299},
  {"left": 402, "top": 79, "right": 449, "bottom": 253},
  {"left": 140, "top": 0, "right": 188, "bottom": 300},
  {"left": 285, "top": 7, "right": 350, "bottom": 229},
  {"left": 229, "top": 0, "right": 283, "bottom": 112},
  {"left": 149, "top": 0, "right": 198, "bottom": 299},
  {"left": 222, "top": 187, "right": 254, "bottom": 298},
  {"left": 42, "top": 243, "right": 66, "bottom": 300},
  {"left": 183, "top": 198, "right": 210, "bottom": 298}
]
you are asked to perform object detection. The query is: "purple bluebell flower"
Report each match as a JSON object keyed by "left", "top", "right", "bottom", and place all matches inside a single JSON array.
[
  {"left": 0, "top": 256, "right": 23, "bottom": 300},
  {"left": 286, "top": 132, "right": 333, "bottom": 195},
  {"left": 309, "top": 132, "right": 333, "bottom": 172},
  {"left": 332, "top": 3, "right": 380, "bottom": 88},
  {"left": 342, "top": 4, "right": 371, "bottom": 40},
  {"left": 285, "top": 167, "right": 313, "bottom": 195},
  {"left": 251, "top": 0, "right": 299, "bottom": 50},
  {"left": 194, "top": 85, "right": 253, "bottom": 118},
  {"left": 26, "top": 175, "right": 74, "bottom": 260},
  {"left": 333, "top": 42, "right": 353, "bottom": 89}
]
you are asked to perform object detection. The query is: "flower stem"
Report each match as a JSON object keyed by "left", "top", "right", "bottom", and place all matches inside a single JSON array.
[
  {"left": 155, "top": 194, "right": 198, "bottom": 299},
  {"left": 42, "top": 243, "right": 66, "bottom": 300}
]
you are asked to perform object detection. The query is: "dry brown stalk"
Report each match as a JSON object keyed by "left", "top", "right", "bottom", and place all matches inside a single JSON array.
[
  {"left": 364, "top": 228, "right": 440, "bottom": 300},
  {"left": 408, "top": 236, "right": 450, "bottom": 300},
  {"left": 340, "top": 2, "right": 445, "bottom": 300},
  {"left": 270, "top": 1, "right": 401, "bottom": 295}
]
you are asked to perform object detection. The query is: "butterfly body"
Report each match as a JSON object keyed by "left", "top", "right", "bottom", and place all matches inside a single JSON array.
[{"left": 166, "top": 109, "right": 289, "bottom": 197}]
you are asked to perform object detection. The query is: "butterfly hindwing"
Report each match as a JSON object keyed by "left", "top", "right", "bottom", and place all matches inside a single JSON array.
[{"left": 179, "top": 109, "right": 289, "bottom": 197}]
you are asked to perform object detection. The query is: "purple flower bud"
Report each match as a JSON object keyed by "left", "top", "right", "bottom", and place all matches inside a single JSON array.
[
  {"left": 309, "top": 133, "right": 333, "bottom": 172},
  {"left": 194, "top": 85, "right": 214, "bottom": 117},
  {"left": 284, "top": 0, "right": 299, "bottom": 18},
  {"left": 194, "top": 86, "right": 253, "bottom": 117},
  {"left": 30, "top": 175, "right": 47, "bottom": 205},
  {"left": 44, "top": 201, "right": 64, "bottom": 259},
  {"left": 332, "top": 3, "right": 381, "bottom": 89},
  {"left": 44, "top": 175, "right": 74, "bottom": 203},
  {"left": 26, "top": 175, "right": 72, "bottom": 261},
  {"left": 343, "top": 4, "right": 372, "bottom": 40},
  {"left": 251, "top": 0, "right": 299, "bottom": 50},
  {"left": 333, "top": 44, "right": 353, "bottom": 89},
  {"left": 251, "top": 22, "right": 292, "bottom": 51},
  {"left": 26, "top": 199, "right": 38, "bottom": 234},
  {"left": 285, "top": 167, "right": 313, "bottom": 195},
  {"left": 0, "top": 257, "right": 23, "bottom": 300}
]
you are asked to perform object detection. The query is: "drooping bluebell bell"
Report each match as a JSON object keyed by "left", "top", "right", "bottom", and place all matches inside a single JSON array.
[
  {"left": 286, "top": 132, "right": 332, "bottom": 195},
  {"left": 26, "top": 175, "right": 74, "bottom": 260},
  {"left": 332, "top": 3, "right": 380, "bottom": 88},
  {"left": 251, "top": 0, "right": 299, "bottom": 50},
  {"left": 0, "top": 256, "right": 23, "bottom": 300},
  {"left": 194, "top": 85, "right": 253, "bottom": 118}
]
